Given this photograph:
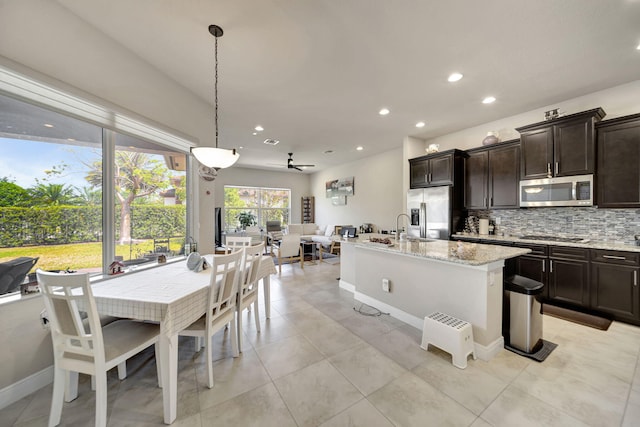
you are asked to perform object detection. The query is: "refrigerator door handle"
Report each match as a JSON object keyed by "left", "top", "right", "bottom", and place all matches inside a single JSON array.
[{"left": 419, "top": 202, "right": 427, "bottom": 238}]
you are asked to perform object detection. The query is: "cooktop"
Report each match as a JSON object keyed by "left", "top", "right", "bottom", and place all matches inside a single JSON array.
[{"left": 520, "top": 235, "right": 590, "bottom": 243}]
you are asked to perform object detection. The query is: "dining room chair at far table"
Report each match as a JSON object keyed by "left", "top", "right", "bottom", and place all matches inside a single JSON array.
[
  {"left": 224, "top": 235, "right": 252, "bottom": 253},
  {"left": 272, "top": 233, "right": 303, "bottom": 274},
  {"left": 36, "top": 269, "right": 161, "bottom": 427},
  {"left": 236, "top": 242, "right": 264, "bottom": 352},
  {"left": 179, "top": 250, "right": 242, "bottom": 388}
]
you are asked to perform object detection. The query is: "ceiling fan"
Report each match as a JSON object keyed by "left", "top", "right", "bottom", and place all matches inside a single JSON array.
[{"left": 287, "top": 152, "right": 315, "bottom": 171}]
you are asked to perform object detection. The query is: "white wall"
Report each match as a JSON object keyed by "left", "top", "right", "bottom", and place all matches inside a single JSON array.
[
  {"left": 423, "top": 79, "right": 640, "bottom": 151},
  {"left": 309, "top": 148, "right": 403, "bottom": 232}
]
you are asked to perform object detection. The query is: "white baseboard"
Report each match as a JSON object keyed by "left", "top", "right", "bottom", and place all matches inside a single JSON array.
[
  {"left": 338, "top": 279, "right": 355, "bottom": 293},
  {"left": 473, "top": 337, "right": 504, "bottom": 361},
  {"left": 0, "top": 366, "right": 53, "bottom": 410}
]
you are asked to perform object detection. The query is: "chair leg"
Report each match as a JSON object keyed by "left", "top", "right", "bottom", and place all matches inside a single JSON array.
[
  {"left": 91, "top": 375, "right": 96, "bottom": 391},
  {"left": 64, "top": 371, "right": 79, "bottom": 402},
  {"left": 95, "top": 371, "right": 108, "bottom": 427},
  {"left": 154, "top": 342, "right": 162, "bottom": 388},
  {"left": 237, "top": 307, "right": 244, "bottom": 353},
  {"left": 205, "top": 333, "right": 214, "bottom": 389},
  {"left": 49, "top": 366, "right": 65, "bottom": 427},
  {"left": 278, "top": 256, "right": 282, "bottom": 274},
  {"left": 231, "top": 312, "right": 239, "bottom": 358},
  {"left": 117, "top": 362, "right": 127, "bottom": 380}
]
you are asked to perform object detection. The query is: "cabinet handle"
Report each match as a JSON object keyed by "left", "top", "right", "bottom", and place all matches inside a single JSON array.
[
  {"left": 550, "top": 260, "right": 553, "bottom": 273},
  {"left": 555, "top": 162, "right": 559, "bottom": 175},
  {"left": 428, "top": 173, "right": 432, "bottom": 182},
  {"left": 484, "top": 197, "right": 488, "bottom": 207},
  {"left": 635, "top": 271, "right": 638, "bottom": 287},
  {"left": 603, "top": 255, "right": 627, "bottom": 260},
  {"left": 490, "top": 197, "right": 493, "bottom": 207},
  {"left": 542, "top": 260, "right": 545, "bottom": 273},
  {"left": 547, "top": 163, "right": 552, "bottom": 178}
]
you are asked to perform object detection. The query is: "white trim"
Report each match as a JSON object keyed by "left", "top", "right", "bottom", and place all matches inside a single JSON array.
[
  {"left": 338, "top": 279, "right": 355, "bottom": 293},
  {"left": 0, "top": 366, "right": 53, "bottom": 410}
]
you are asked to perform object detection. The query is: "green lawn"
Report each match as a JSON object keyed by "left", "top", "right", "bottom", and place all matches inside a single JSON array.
[{"left": 0, "top": 239, "right": 183, "bottom": 272}]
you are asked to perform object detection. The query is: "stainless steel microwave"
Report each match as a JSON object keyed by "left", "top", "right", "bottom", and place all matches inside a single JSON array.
[{"left": 519, "top": 174, "right": 593, "bottom": 207}]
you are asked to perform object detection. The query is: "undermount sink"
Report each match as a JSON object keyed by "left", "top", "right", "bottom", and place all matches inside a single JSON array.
[{"left": 406, "top": 237, "right": 436, "bottom": 243}]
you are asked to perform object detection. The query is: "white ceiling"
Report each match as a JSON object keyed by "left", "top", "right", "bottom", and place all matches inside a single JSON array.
[{"left": 56, "top": 0, "right": 640, "bottom": 172}]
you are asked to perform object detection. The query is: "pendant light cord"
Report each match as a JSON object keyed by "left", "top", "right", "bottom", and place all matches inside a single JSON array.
[{"left": 214, "top": 33, "right": 219, "bottom": 149}]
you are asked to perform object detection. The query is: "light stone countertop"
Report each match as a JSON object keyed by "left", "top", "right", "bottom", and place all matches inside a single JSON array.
[
  {"left": 452, "top": 233, "right": 640, "bottom": 253},
  {"left": 342, "top": 235, "right": 530, "bottom": 266}
]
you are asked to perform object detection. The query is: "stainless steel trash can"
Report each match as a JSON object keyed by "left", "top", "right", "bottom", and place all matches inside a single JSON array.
[{"left": 503, "top": 275, "right": 544, "bottom": 353}]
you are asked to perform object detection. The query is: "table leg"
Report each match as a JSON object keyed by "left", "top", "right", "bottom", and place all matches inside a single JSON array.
[{"left": 160, "top": 333, "right": 178, "bottom": 424}]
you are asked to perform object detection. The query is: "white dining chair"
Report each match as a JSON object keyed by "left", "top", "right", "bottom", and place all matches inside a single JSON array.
[
  {"left": 244, "top": 226, "right": 263, "bottom": 245},
  {"left": 37, "top": 269, "right": 161, "bottom": 427},
  {"left": 225, "top": 236, "right": 252, "bottom": 253},
  {"left": 237, "top": 242, "right": 264, "bottom": 352},
  {"left": 272, "top": 233, "right": 303, "bottom": 274},
  {"left": 179, "top": 250, "right": 242, "bottom": 388}
]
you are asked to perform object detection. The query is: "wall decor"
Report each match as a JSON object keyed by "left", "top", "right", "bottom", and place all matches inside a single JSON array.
[
  {"left": 326, "top": 176, "right": 354, "bottom": 198},
  {"left": 332, "top": 196, "right": 347, "bottom": 206}
]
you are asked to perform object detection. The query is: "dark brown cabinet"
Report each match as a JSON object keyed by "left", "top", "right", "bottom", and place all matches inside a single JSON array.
[
  {"left": 410, "top": 149, "right": 465, "bottom": 188},
  {"left": 517, "top": 108, "right": 605, "bottom": 180},
  {"left": 548, "top": 246, "right": 590, "bottom": 306},
  {"left": 596, "top": 113, "right": 640, "bottom": 208},
  {"left": 464, "top": 140, "right": 520, "bottom": 209},
  {"left": 590, "top": 250, "right": 640, "bottom": 322},
  {"left": 515, "top": 244, "right": 548, "bottom": 299}
]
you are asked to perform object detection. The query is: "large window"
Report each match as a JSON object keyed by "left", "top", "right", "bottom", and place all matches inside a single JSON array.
[
  {"left": 0, "top": 90, "right": 190, "bottom": 290},
  {"left": 224, "top": 186, "right": 290, "bottom": 231}
]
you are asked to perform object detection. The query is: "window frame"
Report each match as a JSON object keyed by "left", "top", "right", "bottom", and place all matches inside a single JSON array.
[{"left": 223, "top": 185, "right": 291, "bottom": 231}]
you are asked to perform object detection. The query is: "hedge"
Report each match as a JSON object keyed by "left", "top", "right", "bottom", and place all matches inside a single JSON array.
[{"left": 0, "top": 205, "right": 185, "bottom": 247}]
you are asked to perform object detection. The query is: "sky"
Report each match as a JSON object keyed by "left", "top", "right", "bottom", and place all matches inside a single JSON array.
[{"left": 1, "top": 137, "right": 100, "bottom": 190}]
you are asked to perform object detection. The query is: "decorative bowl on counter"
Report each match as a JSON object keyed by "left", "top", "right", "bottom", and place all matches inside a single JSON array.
[{"left": 450, "top": 242, "right": 477, "bottom": 260}]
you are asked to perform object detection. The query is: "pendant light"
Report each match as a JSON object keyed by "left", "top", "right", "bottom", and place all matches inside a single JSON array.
[{"left": 191, "top": 24, "right": 239, "bottom": 171}]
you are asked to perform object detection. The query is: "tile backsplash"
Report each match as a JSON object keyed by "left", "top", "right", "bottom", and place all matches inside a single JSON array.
[{"left": 469, "top": 208, "right": 640, "bottom": 244}]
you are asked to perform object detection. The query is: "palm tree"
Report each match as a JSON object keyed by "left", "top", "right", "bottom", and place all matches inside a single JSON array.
[
  {"left": 28, "top": 183, "right": 78, "bottom": 206},
  {"left": 85, "top": 151, "right": 169, "bottom": 243}
]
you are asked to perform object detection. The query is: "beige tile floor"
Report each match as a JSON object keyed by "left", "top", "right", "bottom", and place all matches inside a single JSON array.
[{"left": 3, "top": 260, "right": 640, "bottom": 426}]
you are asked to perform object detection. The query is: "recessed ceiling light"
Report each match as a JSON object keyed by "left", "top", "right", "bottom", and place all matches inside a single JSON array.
[
  {"left": 482, "top": 96, "right": 496, "bottom": 104},
  {"left": 67, "top": 138, "right": 76, "bottom": 142},
  {"left": 415, "top": 121, "right": 426, "bottom": 128},
  {"left": 447, "top": 73, "right": 463, "bottom": 82},
  {"left": 356, "top": 146, "right": 364, "bottom": 151},
  {"left": 379, "top": 108, "right": 390, "bottom": 115},
  {"left": 44, "top": 123, "right": 54, "bottom": 128},
  {"left": 254, "top": 125, "right": 264, "bottom": 131},
  {"left": 252, "top": 132, "right": 257, "bottom": 135},
  {"left": 637, "top": 42, "right": 640, "bottom": 50}
]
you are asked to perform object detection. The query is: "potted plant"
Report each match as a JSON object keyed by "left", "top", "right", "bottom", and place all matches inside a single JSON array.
[{"left": 237, "top": 211, "right": 257, "bottom": 230}]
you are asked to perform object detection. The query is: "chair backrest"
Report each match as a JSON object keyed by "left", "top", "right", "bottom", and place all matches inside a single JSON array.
[
  {"left": 266, "top": 221, "right": 281, "bottom": 232},
  {"left": 277, "top": 233, "right": 301, "bottom": 258},
  {"left": 36, "top": 269, "right": 106, "bottom": 367},
  {"left": 225, "top": 236, "right": 252, "bottom": 253},
  {"left": 208, "top": 250, "right": 243, "bottom": 324},
  {"left": 239, "top": 242, "right": 265, "bottom": 303}
]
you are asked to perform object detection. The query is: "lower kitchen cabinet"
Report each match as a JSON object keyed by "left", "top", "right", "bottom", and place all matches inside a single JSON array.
[
  {"left": 548, "top": 247, "right": 590, "bottom": 307},
  {"left": 590, "top": 250, "right": 640, "bottom": 322}
]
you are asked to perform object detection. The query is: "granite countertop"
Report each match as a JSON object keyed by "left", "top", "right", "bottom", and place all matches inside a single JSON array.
[
  {"left": 343, "top": 235, "right": 530, "bottom": 266},
  {"left": 452, "top": 233, "right": 640, "bottom": 253}
]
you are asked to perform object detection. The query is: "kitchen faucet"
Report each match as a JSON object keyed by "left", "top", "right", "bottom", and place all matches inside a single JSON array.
[{"left": 395, "top": 213, "right": 410, "bottom": 241}]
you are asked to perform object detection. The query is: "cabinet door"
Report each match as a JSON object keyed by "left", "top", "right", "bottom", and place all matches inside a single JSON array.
[
  {"left": 554, "top": 117, "right": 595, "bottom": 176},
  {"left": 428, "top": 153, "right": 454, "bottom": 185},
  {"left": 591, "top": 263, "right": 639, "bottom": 322},
  {"left": 548, "top": 258, "right": 589, "bottom": 306},
  {"left": 409, "top": 159, "right": 428, "bottom": 188},
  {"left": 489, "top": 144, "right": 520, "bottom": 208},
  {"left": 521, "top": 128, "right": 553, "bottom": 179},
  {"left": 464, "top": 151, "right": 488, "bottom": 209},
  {"left": 597, "top": 117, "right": 640, "bottom": 207}
]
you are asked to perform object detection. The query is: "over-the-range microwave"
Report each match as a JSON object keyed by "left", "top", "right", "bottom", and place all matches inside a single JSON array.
[{"left": 519, "top": 174, "right": 593, "bottom": 207}]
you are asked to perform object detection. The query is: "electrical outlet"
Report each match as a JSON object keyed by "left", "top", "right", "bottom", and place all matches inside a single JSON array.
[
  {"left": 382, "top": 278, "right": 390, "bottom": 293},
  {"left": 494, "top": 217, "right": 501, "bottom": 225}
]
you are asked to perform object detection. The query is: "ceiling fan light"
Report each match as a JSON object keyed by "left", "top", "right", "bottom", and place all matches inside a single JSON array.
[{"left": 191, "top": 147, "right": 239, "bottom": 169}]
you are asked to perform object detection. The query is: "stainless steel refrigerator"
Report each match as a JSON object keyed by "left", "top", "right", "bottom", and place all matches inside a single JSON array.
[{"left": 407, "top": 186, "right": 455, "bottom": 240}]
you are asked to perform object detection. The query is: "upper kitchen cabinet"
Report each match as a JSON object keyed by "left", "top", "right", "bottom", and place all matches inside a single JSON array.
[
  {"left": 597, "top": 113, "right": 640, "bottom": 208},
  {"left": 465, "top": 140, "right": 520, "bottom": 209},
  {"left": 409, "top": 149, "right": 466, "bottom": 188},
  {"left": 516, "top": 108, "right": 605, "bottom": 180}
]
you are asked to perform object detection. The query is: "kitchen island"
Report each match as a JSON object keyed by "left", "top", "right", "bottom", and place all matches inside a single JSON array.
[{"left": 339, "top": 236, "right": 530, "bottom": 361}]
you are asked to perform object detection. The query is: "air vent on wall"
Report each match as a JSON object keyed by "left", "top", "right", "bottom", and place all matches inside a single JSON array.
[{"left": 263, "top": 139, "right": 279, "bottom": 145}]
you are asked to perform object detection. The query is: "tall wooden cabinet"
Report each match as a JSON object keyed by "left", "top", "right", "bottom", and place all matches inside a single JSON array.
[
  {"left": 464, "top": 140, "right": 520, "bottom": 209},
  {"left": 596, "top": 113, "right": 640, "bottom": 208},
  {"left": 301, "top": 196, "right": 314, "bottom": 223},
  {"left": 516, "top": 107, "right": 605, "bottom": 179}
]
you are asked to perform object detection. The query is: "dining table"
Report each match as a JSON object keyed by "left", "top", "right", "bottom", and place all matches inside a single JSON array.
[{"left": 90, "top": 253, "right": 276, "bottom": 424}]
